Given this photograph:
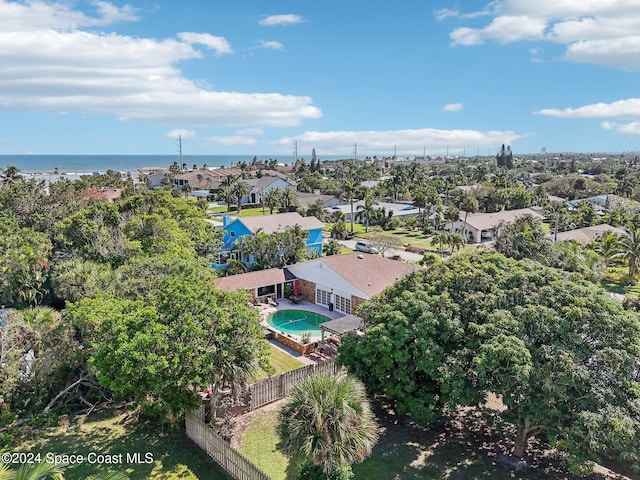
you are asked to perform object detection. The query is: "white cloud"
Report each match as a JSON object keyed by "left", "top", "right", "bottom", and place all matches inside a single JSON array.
[
  {"left": 236, "top": 128, "right": 264, "bottom": 136},
  {"left": 616, "top": 122, "right": 640, "bottom": 135},
  {"left": 259, "top": 14, "right": 306, "bottom": 26},
  {"left": 442, "top": 1, "right": 640, "bottom": 70},
  {"left": 600, "top": 121, "right": 640, "bottom": 135},
  {"left": 206, "top": 136, "right": 257, "bottom": 146},
  {"left": 0, "top": 0, "right": 138, "bottom": 31},
  {"left": 176, "top": 32, "right": 233, "bottom": 55},
  {"left": 254, "top": 40, "right": 284, "bottom": 50},
  {"left": 535, "top": 98, "right": 640, "bottom": 118},
  {"left": 442, "top": 103, "right": 464, "bottom": 112},
  {"left": 0, "top": 1, "right": 321, "bottom": 127},
  {"left": 274, "top": 128, "right": 527, "bottom": 155},
  {"left": 451, "top": 15, "right": 547, "bottom": 45},
  {"left": 166, "top": 129, "right": 196, "bottom": 139}
]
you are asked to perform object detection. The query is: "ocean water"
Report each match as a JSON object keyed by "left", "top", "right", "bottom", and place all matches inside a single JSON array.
[{"left": 0, "top": 154, "right": 302, "bottom": 173}]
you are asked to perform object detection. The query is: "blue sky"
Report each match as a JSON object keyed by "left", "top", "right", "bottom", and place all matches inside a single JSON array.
[{"left": 1, "top": 0, "right": 640, "bottom": 157}]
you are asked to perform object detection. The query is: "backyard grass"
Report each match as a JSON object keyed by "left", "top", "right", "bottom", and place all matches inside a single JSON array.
[
  {"left": 234, "top": 404, "right": 622, "bottom": 480},
  {"left": 236, "top": 406, "right": 292, "bottom": 480},
  {"left": 3, "top": 411, "right": 231, "bottom": 480},
  {"left": 252, "top": 344, "right": 305, "bottom": 382}
]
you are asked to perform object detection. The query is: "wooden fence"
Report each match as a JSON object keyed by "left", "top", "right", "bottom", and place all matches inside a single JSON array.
[
  {"left": 185, "top": 358, "right": 339, "bottom": 480},
  {"left": 248, "top": 358, "right": 338, "bottom": 410},
  {"left": 185, "top": 405, "right": 271, "bottom": 480}
]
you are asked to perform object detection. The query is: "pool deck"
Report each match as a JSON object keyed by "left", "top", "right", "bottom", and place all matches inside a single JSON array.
[{"left": 258, "top": 300, "right": 345, "bottom": 321}]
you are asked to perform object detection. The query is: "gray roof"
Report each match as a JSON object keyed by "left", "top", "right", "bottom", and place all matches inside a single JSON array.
[
  {"left": 319, "top": 315, "right": 364, "bottom": 336},
  {"left": 461, "top": 208, "right": 544, "bottom": 231},
  {"left": 230, "top": 212, "right": 325, "bottom": 234}
]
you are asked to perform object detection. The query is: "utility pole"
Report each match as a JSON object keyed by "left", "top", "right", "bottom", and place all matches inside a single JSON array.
[
  {"left": 177, "top": 135, "right": 184, "bottom": 171},
  {"left": 353, "top": 143, "right": 357, "bottom": 161},
  {"left": 293, "top": 140, "right": 298, "bottom": 164}
]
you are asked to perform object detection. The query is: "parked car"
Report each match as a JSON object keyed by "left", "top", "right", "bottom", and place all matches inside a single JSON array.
[{"left": 354, "top": 241, "right": 379, "bottom": 254}]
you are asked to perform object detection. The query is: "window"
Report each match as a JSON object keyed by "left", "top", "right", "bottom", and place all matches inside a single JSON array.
[
  {"left": 316, "top": 288, "right": 331, "bottom": 307},
  {"left": 334, "top": 294, "right": 352, "bottom": 314},
  {"left": 229, "top": 231, "right": 235, "bottom": 237}
]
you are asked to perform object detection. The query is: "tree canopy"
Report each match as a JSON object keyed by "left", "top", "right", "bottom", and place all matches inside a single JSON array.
[
  {"left": 339, "top": 251, "right": 640, "bottom": 472},
  {"left": 65, "top": 256, "right": 270, "bottom": 422}
]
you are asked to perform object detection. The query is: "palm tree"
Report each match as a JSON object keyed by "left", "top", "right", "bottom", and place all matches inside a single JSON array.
[
  {"left": 181, "top": 182, "right": 192, "bottom": 199},
  {"left": 306, "top": 199, "right": 326, "bottom": 221},
  {"left": 231, "top": 181, "right": 250, "bottom": 214},
  {"left": 435, "top": 230, "right": 450, "bottom": 255},
  {"left": 263, "top": 187, "right": 283, "bottom": 214},
  {"left": 0, "top": 165, "right": 22, "bottom": 187},
  {"left": 459, "top": 196, "right": 479, "bottom": 237},
  {"left": 613, "top": 226, "right": 640, "bottom": 279},
  {"left": 448, "top": 232, "right": 466, "bottom": 254},
  {"left": 0, "top": 460, "right": 65, "bottom": 479},
  {"left": 444, "top": 204, "right": 459, "bottom": 229},
  {"left": 594, "top": 231, "right": 621, "bottom": 268},
  {"left": 330, "top": 210, "right": 346, "bottom": 224},
  {"left": 218, "top": 186, "right": 234, "bottom": 212},
  {"left": 355, "top": 195, "right": 375, "bottom": 233},
  {"left": 341, "top": 180, "right": 359, "bottom": 235},
  {"left": 278, "top": 372, "right": 378, "bottom": 476},
  {"left": 280, "top": 187, "right": 300, "bottom": 212}
]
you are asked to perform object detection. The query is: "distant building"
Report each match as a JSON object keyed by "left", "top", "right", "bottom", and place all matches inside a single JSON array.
[
  {"left": 214, "top": 212, "right": 325, "bottom": 269},
  {"left": 446, "top": 208, "right": 544, "bottom": 243}
]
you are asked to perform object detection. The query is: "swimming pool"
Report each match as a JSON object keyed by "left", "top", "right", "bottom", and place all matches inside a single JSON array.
[{"left": 267, "top": 310, "right": 331, "bottom": 337}]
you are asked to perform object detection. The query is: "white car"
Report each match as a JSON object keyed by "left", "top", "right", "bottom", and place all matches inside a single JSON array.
[{"left": 354, "top": 241, "right": 379, "bottom": 254}]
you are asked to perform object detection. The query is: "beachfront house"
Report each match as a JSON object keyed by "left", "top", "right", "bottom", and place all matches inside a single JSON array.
[{"left": 213, "top": 212, "right": 325, "bottom": 269}]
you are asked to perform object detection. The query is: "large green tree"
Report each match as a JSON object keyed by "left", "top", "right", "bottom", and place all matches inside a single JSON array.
[
  {"left": 0, "top": 218, "right": 52, "bottom": 307},
  {"left": 65, "top": 256, "right": 270, "bottom": 422},
  {"left": 339, "top": 251, "right": 640, "bottom": 472}
]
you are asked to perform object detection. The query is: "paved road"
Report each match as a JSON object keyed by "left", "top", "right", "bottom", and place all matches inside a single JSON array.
[{"left": 337, "top": 240, "right": 424, "bottom": 263}]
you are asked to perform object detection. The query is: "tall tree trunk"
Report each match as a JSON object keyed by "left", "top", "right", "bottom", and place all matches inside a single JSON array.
[{"left": 513, "top": 418, "right": 540, "bottom": 458}]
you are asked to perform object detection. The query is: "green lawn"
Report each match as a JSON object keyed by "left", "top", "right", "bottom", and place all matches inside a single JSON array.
[
  {"left": 3, "top": 412, "right": 231, "bottom": 480},
  {"left": 237, "top": 408, "right": 292, "bottom": 480},
  {"left": 601, "top": 265, "right": 640, "bottom": 298},
  {"left": 210, "top": 206, "right": 268, "bottom": 217},
  {"left": 252, "top": 344, "right": 305, "bottom": 382},
  {"left": 234, "top": 405, "right": 605, "bottom": 480}
]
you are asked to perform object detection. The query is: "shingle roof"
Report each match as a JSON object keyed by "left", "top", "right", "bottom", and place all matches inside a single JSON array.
[
  {"left": 319, "top": 253, "right": 421, "bottom": 297},
  {"left": 461, "top": 208, "right": 544, "bottom": 231},
  {"left": 231, "top": 212, "right": 324, "bottom": 234},
  {"left": 215, "top": 268, "right": 295, "bottom": 291},
  {"left": 551, "top": 224, "right": 627, "bottom": 244}
]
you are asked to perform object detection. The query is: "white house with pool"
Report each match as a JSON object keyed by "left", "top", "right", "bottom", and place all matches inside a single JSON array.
[{"left": 215, "top": 253, "right": 421, "bottom": 347}]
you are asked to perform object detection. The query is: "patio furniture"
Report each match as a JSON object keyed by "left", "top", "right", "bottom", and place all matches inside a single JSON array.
[{"left": 288, "top": 294, "right": 303, "bottom": 304}]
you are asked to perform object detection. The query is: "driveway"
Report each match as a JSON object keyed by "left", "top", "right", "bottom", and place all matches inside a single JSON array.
[{"left": 337, "top": 240, "right": 424, "bottom": 263}]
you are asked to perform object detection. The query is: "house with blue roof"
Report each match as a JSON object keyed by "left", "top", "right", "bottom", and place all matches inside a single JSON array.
[{"left": 213, "top": 212, "right": 325, "bottom": 270}]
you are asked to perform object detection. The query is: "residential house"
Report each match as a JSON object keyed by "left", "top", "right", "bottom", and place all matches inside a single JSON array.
[
  {"left": 548, "top": 224, "right": 626, "bottom": 244},
  {"left": 245, "top": 176, "right": 294, "bottom": 204},
  {"left": 214, "top": 212, "right": 325, "bottom": 269},
  {"left": 446, "top": 208, "right": 544, "bottom": 243},
  {"left": 215, "top": 253, "right": 421, "bottom": 315},
  {"left": 324, "top": 200, "right": 420, "bottom": 222},
  {"left": 82, "top": 187, "right": 123, "bottom": 203},
  {"left": 173, "top": 168, "right": 244, "bottom": 191},
  {"left": 215, "top": 268, "right": 296, "bottom": 303},
  {"left": 297, "top": 192, "right": 344, "bottom": 208}
]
